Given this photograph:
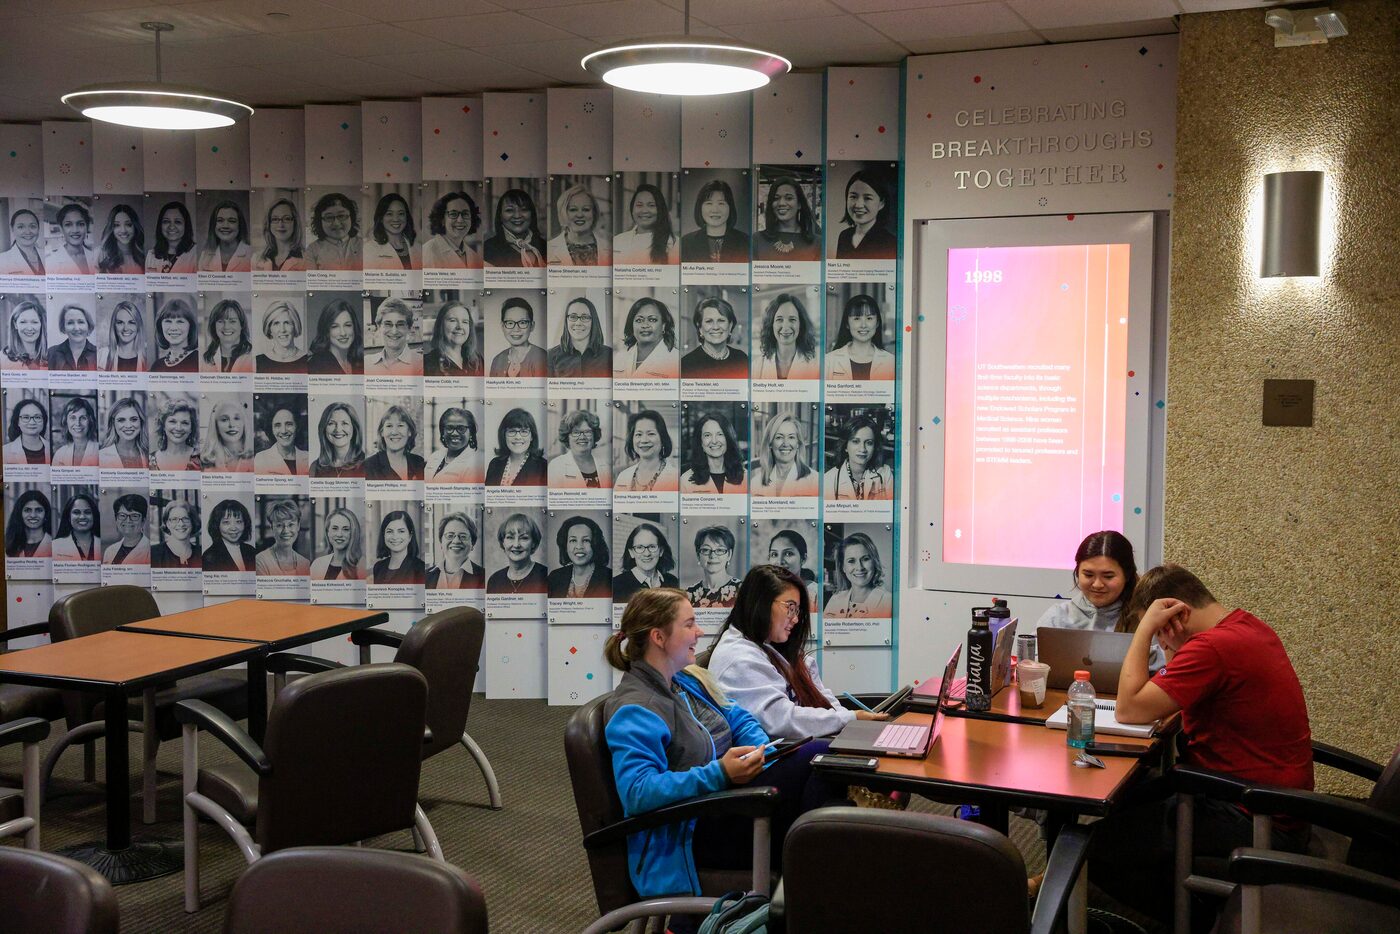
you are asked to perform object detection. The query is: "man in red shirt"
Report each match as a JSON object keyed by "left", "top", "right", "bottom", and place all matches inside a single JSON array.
[{"left": 1090, "top": 563, "right": 1313, "bottom": 927}]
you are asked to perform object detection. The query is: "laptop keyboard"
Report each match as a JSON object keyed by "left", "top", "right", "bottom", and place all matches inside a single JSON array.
[{"left": 874, "top": 723, "right": 925, "bottom": 750}]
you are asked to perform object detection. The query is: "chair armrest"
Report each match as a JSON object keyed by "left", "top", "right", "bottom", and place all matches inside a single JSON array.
[
  {"left": 265, "top": 652, "right": 344, "bottom": 676},
  {"left": 1241, "top": 786, "right": 1400, "bottom": 848},
  {"left": 1227, "top": 848, "right": 1400, "bottom": 910},
  {"left": 583, "top": 786, "right": 781, "bottom": 850},
  {"left": 0, "top": 622, "right": 50, "bottom": 644},
  {"left": 175, "top": 699, "right": 271, "bottom": 776},
  {"left": 0, "top": 716, "right": 50, "bottom": 747},
  {"left": 1170, "top": 764, "right": 1255, "bottom": 802},
  {"left": 1030, "top": 823, "right": 1093, "bottom": 934},
  {"left": 1311, "top": 740, "right": 1384, "bottom": 782},
  {"left": 350, "top": 628, "right": 405, "bottom": 650},
  {"left": 768, "top": 878, "right": 787, "bottom": 933}
]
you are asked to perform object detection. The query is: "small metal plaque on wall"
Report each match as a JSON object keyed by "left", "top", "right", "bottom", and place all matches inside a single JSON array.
[{"left": 1263, "top": 379, "right": 1315, "bottom": 427}]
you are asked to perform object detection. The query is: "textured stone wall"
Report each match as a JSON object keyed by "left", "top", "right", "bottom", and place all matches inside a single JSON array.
[{"left": 1170, "top": 0, "right": 1399, "bottom": 791}]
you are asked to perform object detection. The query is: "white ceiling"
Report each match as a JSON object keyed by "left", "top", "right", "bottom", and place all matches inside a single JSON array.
[{"left": 0, "top": 0, "right": 1283, "bottom": 121}]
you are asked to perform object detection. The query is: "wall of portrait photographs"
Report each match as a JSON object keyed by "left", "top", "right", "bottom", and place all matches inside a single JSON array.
[{"left": 0, "top": 71, "right": 902, "bottom": 701}]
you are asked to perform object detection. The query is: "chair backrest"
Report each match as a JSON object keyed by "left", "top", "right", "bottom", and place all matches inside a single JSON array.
[
  {"left": 47, "top": 585, "right": 159, "bottom": 641},
  {"left": 394, "top": 607, "right": 485, "bottom": 761},
  {"left": 257, "top": 662, "right": 428, "bottom": 853},
  {"left": 0, "top": 847, "right": 118, "bottom": 934},
  {"left": 1352, "top": 742, "right": 1400, "bottom": 876},
  {"left": 564, "top": 693, "right": 637, "bottom": 917},
  {"left": 225, "top": 847, "right": 487, "bottom": 934},
  {"left": 779, "top": 808, "right": 1030, "bottom": 934}
]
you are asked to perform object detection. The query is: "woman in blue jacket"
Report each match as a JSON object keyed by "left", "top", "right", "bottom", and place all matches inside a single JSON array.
[{"left": 602, "top": 587, "right": 832, "bottom": 916}]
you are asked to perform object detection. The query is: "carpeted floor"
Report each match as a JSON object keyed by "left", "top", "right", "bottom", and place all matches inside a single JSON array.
[{"left": 1, "top": 697, "right": 1165, "bottom": 933}]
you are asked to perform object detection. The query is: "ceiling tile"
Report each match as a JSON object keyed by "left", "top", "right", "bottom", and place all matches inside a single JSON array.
[
  {"left": 724, "top": 14, "right": 907, "bottom": 66},
  {"left": 361, "top": 48, "right": 550, "bottom": 88},
  {"left": 316, "top": 0, "right": 502, "bottom": 19},
  {"left": 291, "top": 23, "right": 456, "bottom": 57},
  {"left": 1006, "top": 0, "right": 1179, "bottom": 31},
  {"left": 862, "top": 3, "right": 1026, "bottom": 42},
  {"left": 901, "top": 29, "right": 1042, "bottom": 55},
  {"left": 160, "top": 0, "right": 375, "bottom": 34},
  {"left": 832, "top": 0, "right": 996, "bottom": 12},
  {"left": 1036, "top": 17, "right": 1178, "bottom": 41},
  {"left": 475, "top": 37, "right": 603, "bottom": 83},
  {"left": 533, "top": 1, "right": 689, "bottom": 39},
  {"left": 1176, "top": 0, "right": 1277, "bottom": 10},
  {"left": 656, "top": 0, "right": 845, "bottom": 26},
  {"left": 398, "top": 11, "right": 577, "bottom": 45}
]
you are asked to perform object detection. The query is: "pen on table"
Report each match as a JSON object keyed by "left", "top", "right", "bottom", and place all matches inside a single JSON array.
[
  {"left": 739, "top": 742, "right": 772, "bottom": 761},
  {"left": 844, "top": 692, "right": 875, "bottom": 713}
]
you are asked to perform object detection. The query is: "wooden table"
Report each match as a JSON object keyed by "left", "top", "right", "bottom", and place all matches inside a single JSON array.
[
  {"left": 118, "top": 600, "right": 387, "bottom": 742},
  {"left": 0, "top": 630, "right": 264, "bottom": 882}
]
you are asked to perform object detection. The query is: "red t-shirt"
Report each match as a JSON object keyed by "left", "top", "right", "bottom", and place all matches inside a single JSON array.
[{"left": 1153, "top": 609, "right": 1313, "bottom": 791}]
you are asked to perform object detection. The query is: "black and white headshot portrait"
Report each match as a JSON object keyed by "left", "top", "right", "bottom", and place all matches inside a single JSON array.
[
  {"left": 421, "top": 182, "right": 484, "bottom": 270},
  {"left": 754, "top": 165, "right": 823, "bottom": 262},
  {"left": 612, "top": 173, "right": 679, "bottom": 266},
  {"left": 483, "top": 179, "right": 547, "bottom": 269},
  {"left": 196, "top": 191, "right": 253, "bottom": 273},
  {"left": 547, "top": 175, "right": 611, "bottom": 267},
  {"left": 252, "top": 188, "right": 307, "bottom": 273},
  {"left": 680, "top": 169, "right": 750, "bottom": 264}
]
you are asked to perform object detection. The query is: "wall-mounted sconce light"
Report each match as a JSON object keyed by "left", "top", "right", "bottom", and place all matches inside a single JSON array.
[{"left": 1261, "top": 170, "right": 1323, "bottom": 278}]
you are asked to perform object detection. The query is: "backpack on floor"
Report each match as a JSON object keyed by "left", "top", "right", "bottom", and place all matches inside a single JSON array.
[{"left": 696, "top": 891, "right": 769, "bottom": 934}]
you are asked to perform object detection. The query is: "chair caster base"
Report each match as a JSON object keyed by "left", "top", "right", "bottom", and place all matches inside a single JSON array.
[{"left": 57, "top": 839, "right": 182, "bottom": 885}]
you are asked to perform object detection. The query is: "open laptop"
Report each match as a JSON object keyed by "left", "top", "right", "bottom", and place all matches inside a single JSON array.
[
  {"left": 829, "top": 644, "right": 961, "bottom": 758},
  {"left": 1036, "top": 628, "right": 1133, "bottom": 692},
  {"left": 908, "top": 616, "right": 1017, "bottom": 705}
]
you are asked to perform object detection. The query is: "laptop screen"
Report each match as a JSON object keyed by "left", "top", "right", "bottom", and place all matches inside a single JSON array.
[{"left": 926, "top": 643, "right": 963, "bottom": 750}]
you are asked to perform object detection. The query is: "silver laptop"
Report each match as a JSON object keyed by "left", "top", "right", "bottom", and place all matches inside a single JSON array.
[
  {"left": 1035, "top": 628, "right": 1133, "bottom": 692},
  {"left": 829, "top": 644, "right": 961, "bottom": 758}
]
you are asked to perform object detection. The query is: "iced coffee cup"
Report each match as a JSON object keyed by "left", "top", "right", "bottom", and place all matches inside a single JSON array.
[{"left": 1017, "top": 660, "right": 1050, "bottom": 709}]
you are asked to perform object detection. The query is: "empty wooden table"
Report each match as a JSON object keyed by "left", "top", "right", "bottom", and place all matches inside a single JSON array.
[{"left": 0, "top": 630, "right": 264, "bottom": 883}]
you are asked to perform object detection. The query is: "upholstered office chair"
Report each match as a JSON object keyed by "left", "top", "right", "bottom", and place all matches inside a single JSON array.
[
  {"left": 0, "top": 847, "right": 119, "bottom": 934},
  {"left": 564, "top": 693, "right": 780, "bottom": 934},
  {"left": 224, "top": 847, "right": 488, "bottom": 934},
  {"left": 267, "top": 606, "right": 502, "bottom": 809},
  {"left": 177, "top": 663, "right": 443, "bottom": 912},
  {"left": 769, "top": 807, "right": 1091, "bottom": 934},
  {"left": 44, "top": 585, "right": 249, "bottom": 823},
  {"left": 0, "top": 619, "right": 64, "bottom": 728},
  {"left": 0, "top": 716, "right": 48, "bottom": 848}
]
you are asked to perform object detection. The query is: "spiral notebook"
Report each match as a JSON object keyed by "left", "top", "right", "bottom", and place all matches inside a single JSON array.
[{"left": 1044, "top": 698, "right": 1157, "bottom": 738}]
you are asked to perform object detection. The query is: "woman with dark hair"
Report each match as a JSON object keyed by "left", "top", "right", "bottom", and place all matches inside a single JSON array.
[
  {"left": 51, "top": 491, "right": 99, "bottom": 563},
  {"left": 826, "top": 293, "right": 894, "bottom": 380},
  {"left": 306, "top": 300, "right": 363, "bottom": 375},
  {"left": 422, "top": 191, "right": 481, "bottom": 269},
  {"left": 254, "top": 299, "right": 307, "bottom": 373},
  {"left": 548, "top": 408, "right": 609, "bottom": 489},
  {"left": 614, "top": 296, "right": 678, "bottom": 379},
  {"left": 425, "top": 407, "right": 478, "bottom": 483},
  {"left": 253, "top": 405, "right": 307, "bottom": 476},
  {"left": 767, "top": 530, "right": 818, "bottom": 605},
  {"left": 254, "top": 197, "right": 306, "bottom": 271},
  {"left": 547, "top": 295, "right": 610, "bottom": 378},
  {"left": 681, "top": 412, "right": 746, "bottom": 494},
  {"left": 427, "top": 511, "right": 482, "bottom": 589},
  {"left": 52, "top": 397, "right": 98, "bottom": 467},
  {"left": 197, "top": 200, "right": 252, "bottom": 273},
  {"left": 482, "top": 188, "right": 546, "bottom": 268},
  {"left": 150, "top": 501, "right": 199, "bottom": 569},
  {"left": 824, "top": 414, "right": 892, "bottom": 501},
  {"left": 834, "top": 168, "right": 896, "bottom": 260},
  {"left": 824, "top": 532, "right": 892, "bottom": 619},
  {"left": 310, "top": 507, "right": 364, "bottom": 581},
  {"left": 615, "top": 409, "right": 677, "bottom": 493},
  {"left": 611, "top": 523, "right": 679, "bottom": 604},
  {"left": 686, "top": 526, "right": 741, "bottom": 608},
  {"left": 147, "top": 200, "right": 197, "bottom": 274},
  {"left": 151, "top": 297, "right": 198, "bottom": 372},
  {"left": 754, "top": 177, "right": 820, "bottom": 261},
  {"left": 1035, "top": 530, "right": 1161, "bottom": 669},
  {"left": 373, "top": 510, "right": 426, "bottom": 585},
  {"left": 102, "top": 493, "right": 149, "bottom": 565},
  {"left": 423, "top": 300, "right": 482, "bottom": 377},
  {"left": 48, "top": 303, "right": 97, "bottom": 371},
  {"left": 97, "top": 203, "right": 146, "bottom": 274},
  {"left": 486, "top": 512, "right": 547, "bottom": 594},
  {"left": 98, "top": 299, "right": 148, "bottom": 371},
  {"left": 547, "top": 184, "right": 610, "bottom": 266},
  {"left": 150, "top": 398, "right": 200, "bottom": 472},
  {"left": 97, "top": 396, "right": 147, "bottom": 469},
  {"left": 487, "top": 296, "right": 545, "bottom": 378},
  {"left": 255, "top": 499, "right": 310, "bottom": 576},
  {"left": 364, "top": 404, "right": 425, "bottom": 481},
  {"left": 679, "top": 178, "right": 749, "bottom": 263},
  {"left": 680, "top": 295, "right": 749, "bottom": 379},
  {"left": 754, "top": 292, "right": 819, "bottom": 380},
  {"left": 48, "top": 203, "right": 97, "bottom": 275},
  {"left": 710, "top": 565, "right": 888, "bottom": 738},
  {"left": 311, "top": 402, "right": 365, "bottom": 479},
  {"left": 5, "top": 489, "right": 52, "bottom": 558},
  {"left": 305, "top": 192, "right": 362, "bottom": 271},
  {"left": 3, "top": 299, "right": 46, "bottom": 368},
  {"left": 484, "top": 407, "right": 547, "bottom": 487},
  {"left": 3, "top": 397, "right": 48, "bottom": 465},
  {"left": 546, "top": 515, "right": 611, "bottom": 598},
  {"left": 202, "top": 498, "right": 256, "bottom": 572},
  {"left": 202, "top": 297, "right": 254, "bottom": 374},
  {"left": 364, "top": 193, "right": 420, "bottom": 271},
  {"left": 613, "top": 183, "right": 676, "bottom": 265},
  {"left": 0, "top": 208, "right": 44, "bottom": 275}
]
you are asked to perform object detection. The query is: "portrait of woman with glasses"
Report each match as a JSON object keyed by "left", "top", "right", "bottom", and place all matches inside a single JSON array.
[
  {"left": 3, "top": 396, "right": 48, "bottom": 465},
  {"left": 488, "top": 296, "right": 546, "bottom": 378},
  {"left": 305, "top": 192, "right": 362, "bottom": 271},
  {"left": 611, "top": 522, "right": 679, "bottom": 604},
  {"left": 150, "top": 500, "right": 200, "bottom": 569},
  {"left": 548, "top": 408, "right": 609, "bottom": 490},
  {"left": 547, "top": 295, "right": 610, "bottom": 378},
  {"left": 685, "top": 526, "right": 741, "bottom": 609},
  {"left": 427, "top": 511, "right": 483, "bottom": 590},
  {"left": 422, "top": 191, "right": 482, "bottom": 269}
]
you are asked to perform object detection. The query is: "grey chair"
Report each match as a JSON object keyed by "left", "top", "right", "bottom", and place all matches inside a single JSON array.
[
  {"left": 1211, "top": 846, "right": 1400, "bottom": 934},
  {"left": 0, "top": 846, "right": 118, "bottom": 934},
  {"left": 177, "top": 662, "right": 444, "bottom": 912},
  {"left": 0, "top": 715, "right": 49, "bottom": 848},
  {"left": 224, "top": 847, "right": 488, "bottom": 934}
]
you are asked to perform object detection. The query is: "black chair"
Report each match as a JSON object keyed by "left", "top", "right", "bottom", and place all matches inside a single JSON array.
[
  {"left": 0, "top": 620, "right": 65, "bottom": 726},
  {"left": 0, "top": 846, "right": 119, "bottom": 934},
  {"left": 177, "top": 662, "right": 443, "bottom": 912},
  {"left": 564, "top": 693, "right": 780, "bottom": 934},
  {"left": 0, "top": 715, "right": 49, "bottom": 848},
  {"left": 769, "top": 807, "right": 1092, "bottom": 934},
  {"left": 267, "top": 606, "right": 502, "bottom": 809},
  {"left": 1211, "top": 847, "right": 1400, "bottom": 934},
  {"left": 44, "top": 585, "right": 249, "bottom": 823},
  {"left": 223, "top": 846, "right": 488, "bottom": 934}
]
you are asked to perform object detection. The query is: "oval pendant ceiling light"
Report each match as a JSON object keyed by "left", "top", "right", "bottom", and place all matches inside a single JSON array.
[
  {"left": 582, "top": 0, "right": 790, "bottom": 95},
  {"left": 62, "top": 22, "right": 253, "bottom": 130}
]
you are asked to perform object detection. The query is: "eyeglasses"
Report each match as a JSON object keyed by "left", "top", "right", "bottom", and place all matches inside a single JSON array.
[
  {"left": 442, "top": 532, "right": 473, "bottom": 543},
  {"left": 274, "top": 520, "right": 299, "bottom": 530},
  {"left": 501, "top": 319, "right": 532, "bottom": 331},
  {"left": 777, "top": 600, "right": 800, "bottom": 618},
  {"left": 630, "top": 544, "right": 659, "bottom": 554},
  {"left": 565, "top": 314, "right": 592, "bottom": 324},
  {"left": 441, "top": 424, "right": 469, "bottom": 434},
  {"left": 321, "top": 211, "right": 352, "bottom": 222},
  {"left": 698, "top": 547, "right": 730, "bottom": 558},
  {"left": 445, "top": 210, "right": 473, "bottom": 221},
  {"left": 116, "top": 511, "right": 144, "bottom": 522},
  {"left": 569, "top": 429, "right": 595, "bottom": 440},
  {"left": 16, "top": 414, "right": 44, "bottom": 423},
  {"left": 505, "top": 427, "right": 533, "bottom": 438}
]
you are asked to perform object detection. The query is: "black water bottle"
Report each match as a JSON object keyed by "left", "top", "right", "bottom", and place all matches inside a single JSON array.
[{"left": 966, "top": 607, "right": 994, "bottom": 711}]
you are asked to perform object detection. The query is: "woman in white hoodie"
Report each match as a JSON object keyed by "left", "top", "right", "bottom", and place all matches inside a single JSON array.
[{"left": 707, "top": 564, "right": 888, "bottom": 739}]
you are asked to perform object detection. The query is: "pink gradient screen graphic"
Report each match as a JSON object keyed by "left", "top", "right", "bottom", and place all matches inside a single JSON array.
[{"left": 943, "top": 244, "right": 1130, "bottom": 570}]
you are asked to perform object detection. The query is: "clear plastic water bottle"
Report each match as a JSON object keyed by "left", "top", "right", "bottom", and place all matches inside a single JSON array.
[{"left": 1066, "top": 669, "right": 1096, "bottom": 749}]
